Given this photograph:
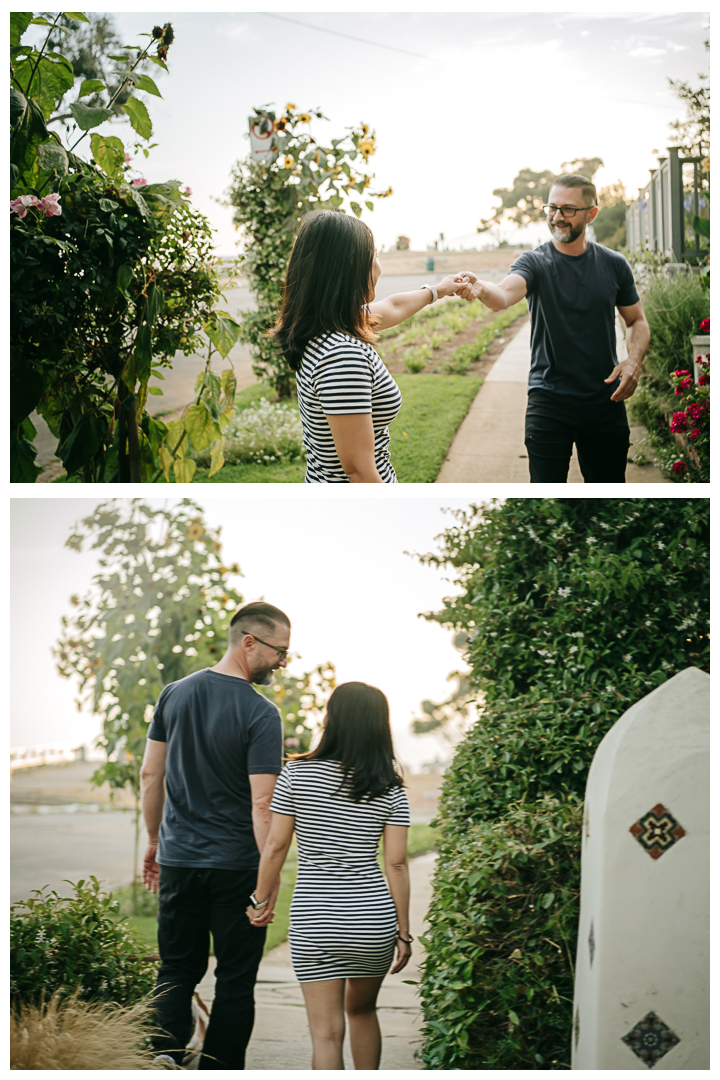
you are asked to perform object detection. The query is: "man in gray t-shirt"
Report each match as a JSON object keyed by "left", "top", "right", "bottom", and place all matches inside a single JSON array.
[
  {"left": 141, "top": 601, "right": 291, "bottom": 1070},
  {"left": 457, "top": 173, "right": 650, "bottom": 483}
]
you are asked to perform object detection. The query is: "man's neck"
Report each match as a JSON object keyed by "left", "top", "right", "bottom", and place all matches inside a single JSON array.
[{"left": 211, "top": 650, "right": 251, "bottom": 680}]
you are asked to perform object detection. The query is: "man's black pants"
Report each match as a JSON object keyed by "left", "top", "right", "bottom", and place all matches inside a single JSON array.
[
  {"left": 525, "top": 389, "right": 630, "bottom": 483},
  {"left": 153, "top": 865, "right": 265, "bottom": 1070}
]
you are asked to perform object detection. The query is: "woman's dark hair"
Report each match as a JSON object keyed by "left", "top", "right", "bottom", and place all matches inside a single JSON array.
[
  {"left": 271, "top": 210, "right": 379, "bottom": 372},
  {"left": 291, "top": 681, "right": 404, "bottom": 802}
]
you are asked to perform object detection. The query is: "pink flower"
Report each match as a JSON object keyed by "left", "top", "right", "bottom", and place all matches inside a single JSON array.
[
  {"left": 10, "top": 194, "right": 39, "bottom": 218},
  {"left": 184, "top": 186, "right": 192, "bottom": 196},
  {"left": 672, "top": 462, "right": 688, "bottom": 476},
  {"left": 284, "top": 737, "right": 300, "bottom": 747},
  {"left": 132, "top": 178, "right": 147, "bottom": 187},
  {"left": 124, "top": 153, "right": 132, "bottom": 163},
  {"left": 36, "top": 192, "right": 62, "bottom": 217},
  {"left": 670, "top": 411, "right": 689, "bottom": 433},
  {"left": 674, "top": 369, "right": 691, "bottom": 377}
]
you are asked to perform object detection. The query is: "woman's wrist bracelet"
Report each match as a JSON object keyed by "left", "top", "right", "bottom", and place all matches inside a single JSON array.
[{"left": 397, "top": 933, "right": 414, "bottom": 944}]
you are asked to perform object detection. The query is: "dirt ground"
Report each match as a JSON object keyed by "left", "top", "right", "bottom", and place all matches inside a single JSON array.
[
  {"left": 382, "top": 308, "right": 530, "bottom": 377},
  {"left": 376, "top": 247, "right": 530, "bottom": 276},
  {"left": 11, "top": 759, "right": 445, "bottom": 819}
]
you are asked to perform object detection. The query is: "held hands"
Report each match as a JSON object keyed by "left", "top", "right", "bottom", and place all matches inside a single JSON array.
[
  {"left": 452, "top": 271, "right": 486, "bottom": 303},
  {"left": 435, "top": 273, "right": 476, "bottom": 300},
  {"left": 142, "top": 841, "right": 160, "bottom": 894},
  {"left": 245, "top": 875, "right": 282, "bottom": 927},
  {"left": 390, "top": 936, "right": 412, "bottom": 975}
]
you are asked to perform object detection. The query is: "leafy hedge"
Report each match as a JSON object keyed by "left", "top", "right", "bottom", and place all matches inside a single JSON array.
[
  {"left": 416, "top": 498, "right": 710, "bottom": 1068},
  {"left": 11, "top": 878, "right": 156, "bottom": 1008}
]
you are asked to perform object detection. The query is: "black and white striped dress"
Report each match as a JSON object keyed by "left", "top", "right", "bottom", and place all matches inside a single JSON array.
[
  {"left": 296, "top": 332, "right": 402, "bottom": 483},
  {"left": 269, "top": 759, "right": 411, "bottom": 982}
]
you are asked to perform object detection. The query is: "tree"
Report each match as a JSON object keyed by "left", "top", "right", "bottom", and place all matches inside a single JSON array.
[
  {"left": 55, "top": 499, "right": 336, "bottom": 908},
  {"left": 415, "top": 497, "right": 710, "bottom": 1069},
  {"left": 226, "top": 105, "right": 392, "bottom": 398},
  {"left": 478, "top": 158, "right": 603, "bottom": 232},
  {"left": 593, "top": 181, "right": 629, "bottom": 249},
  {"left": 10, "top": 13, "right": 239, "bottom": 481}
]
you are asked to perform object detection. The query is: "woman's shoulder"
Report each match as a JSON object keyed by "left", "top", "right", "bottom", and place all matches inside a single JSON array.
[{"left": 306, "top": 332, "right": 377, "bottom": 363}]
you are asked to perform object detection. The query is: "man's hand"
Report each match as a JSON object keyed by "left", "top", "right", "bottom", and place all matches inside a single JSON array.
[
  {"left": 605, "top": 359, "right": 642, "bottom": 402},
  {"left": 435, "top": 273, "right": 473, "bottom": 299},
  {"left": 142, "top": 840, "right": 160, "bottom": 893}
]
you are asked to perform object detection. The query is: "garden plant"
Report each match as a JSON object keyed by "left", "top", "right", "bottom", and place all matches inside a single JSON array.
[
  {"left": 11, "top": 12, "right": 240, "bottom": 482},
  {"left": 414, "top": 497, "right": 710, "bottom": 1069},
  {"left": 226, "top": 104, "right": 392, "bottom": 398}
]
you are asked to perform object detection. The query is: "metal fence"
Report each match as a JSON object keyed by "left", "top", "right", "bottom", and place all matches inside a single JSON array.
[{"left": 626, "top": 146, "right": 709, "bottom": 262}]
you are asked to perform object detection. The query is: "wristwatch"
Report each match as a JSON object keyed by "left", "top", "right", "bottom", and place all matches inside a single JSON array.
[
  {"left": 249, "top": 892, "right": 268, "bottom": 910},
  {"left": 422, "top": 284, "right": 438, "bottom": 303}
]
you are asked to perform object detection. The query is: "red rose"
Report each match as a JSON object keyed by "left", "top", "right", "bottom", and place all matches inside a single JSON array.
[
  {"left": 673, "top": 461, "right": 688, "bottom": 475},
  {"left": 698, "top": 374, "right": 710, "bottom": 386},
  {"left": 699, "top": 317, "right": 710, "bottom": 333},
  {"left": 689, "top": 428, "right": 701, "bottom": 440}
]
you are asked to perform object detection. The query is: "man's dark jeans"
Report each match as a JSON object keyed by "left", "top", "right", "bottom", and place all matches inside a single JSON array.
[
  {"left": 153, "top": 864, "right": 266, "bottom": 1070},
  {"left": 525, "top": 388, "right": 630, "bottom": 483}
]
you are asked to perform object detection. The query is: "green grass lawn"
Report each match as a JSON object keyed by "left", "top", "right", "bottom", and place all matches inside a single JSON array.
[
  {"left": 118, "top": 825, "right": 436, "bottom": 955},
  {"left": 192, "top": 375, "right": 481, "bottom": 485}
]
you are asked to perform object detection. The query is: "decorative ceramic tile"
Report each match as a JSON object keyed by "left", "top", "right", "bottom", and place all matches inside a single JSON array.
[
  {"left": 621, "top": 1011, "right": 680, "bottom": 1067},
  {"left": 588, "top": 921, "right": 595, "bottom": 966},
  {"left": 629, "top": 803, "right": 686, "bottom": 859}
]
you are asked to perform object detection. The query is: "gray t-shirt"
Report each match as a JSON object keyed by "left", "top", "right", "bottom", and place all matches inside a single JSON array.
[
  {"left": 147, "top": 668, "right": 282, "bottom": 870},
  {"left": 510, "top": 241, "right": 640, "bottom": 402}
]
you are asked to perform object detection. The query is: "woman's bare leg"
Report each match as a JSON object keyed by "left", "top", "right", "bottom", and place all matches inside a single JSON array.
[
  {"left": 300, "top": 978, "right": 346, "bottom": 1070},
  {"left": 345, "top": 976, "right": 385, "bottom": 1070}
]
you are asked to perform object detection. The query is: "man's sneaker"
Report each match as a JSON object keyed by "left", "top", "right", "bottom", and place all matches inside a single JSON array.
[{"left": 153, "top": 1053, "right": 177, "bottom": 1067}]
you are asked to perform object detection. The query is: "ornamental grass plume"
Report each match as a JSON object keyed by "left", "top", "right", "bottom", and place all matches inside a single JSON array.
[{"left": 10, "top": 992, "right": 175, "bottom": 1070}]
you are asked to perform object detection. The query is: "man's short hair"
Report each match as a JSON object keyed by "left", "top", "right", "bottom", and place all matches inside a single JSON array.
[
  {"left": 228, "top": 601, "right": 291, "bottom": 647},
  {"left": 551, "top": 173, "right": 597, "bottom": 207}
]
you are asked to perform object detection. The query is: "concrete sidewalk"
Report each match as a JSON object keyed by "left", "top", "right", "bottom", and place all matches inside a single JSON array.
[
  {"left": 436, "top": 321, "right": 671, "bottom": 484},
  {"left": 194, "top": 853, "right": 435, "bottom": 1070}
]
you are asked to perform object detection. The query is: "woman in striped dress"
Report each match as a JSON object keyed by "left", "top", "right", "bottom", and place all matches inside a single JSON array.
[
  {"left": 271, "top": 209, "right": 467, "bottom": 483},
  {"left": 246, "top": 682, "right": 412, "bottom": 1070}
]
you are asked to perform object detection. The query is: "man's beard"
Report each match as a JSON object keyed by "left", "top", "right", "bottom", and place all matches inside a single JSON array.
[
  {"left": 251, "top": 665, "right": 276, "bottom": 686},
  {"left": 549, "top": 220, "right": 584, "bottom": 244}
]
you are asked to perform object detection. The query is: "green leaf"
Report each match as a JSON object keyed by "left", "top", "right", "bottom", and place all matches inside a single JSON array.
[
  {"left": 365, "top": 200, "right": 374, "bottom": 211},
  {"left": 146, "top": 284, "right": 164, "bottom": 327},
  {"left": 99, "top": 198, "right": 120, "bottom": 212},
  {"left": 37, "top": 139, "right": 68, "bottom": 176},
  {"left": 134, "top": 324, "right": 153, "bottom": 384},
  {"left": 122, "top": 96, "right": 152, "bottom": 140},
  {"left": 15, "top": 55, "right": 75, "bottom": 120},
  {"left": 157, "top": 444, "right": 174, "bottom": 483},
  {"left": 183, "top": 404, "right": 221, "bottom": 452},
  {"left": 148, "top": 55, "right": 169, "bottom": 72},
  {"left": 208, "top": 441, "right": 225, "bottom": 477},
  {"left": 64, "top": 12, "right": 91, "bottom": 22},
  {"left": 147, "top": 385, "right": 164, "bottom": 395},
  {"left": 508, "top": 1010, "right": 520, "bottom": 1026},
  {"left": 541, "top": 891, "right": 555, "bottom": 908},
  {"left": 204, "top": 312, "right": 242, "bottom": 359},
  {"left": 135, "top": 73, "right": 162, "bottom": 98},
  {"left": 78, "top": 78, "right": 105, "bottom": 98},
  {"left": 350, "top": 201, "right": 362, "bottom": 217},
  {"left": 10, "top": 423, "right": 42, "bottom": 483},
  {"left": 693, "top": 215, "right": 710, "bottom": 239},
  {"left": 116, "top": 264, "right": 133, "bottom": 293},
  {"left": 68, "top": 101, "right": 113, "bottom": 131},
  {"left": 173, "top": 457, "right": 197, "bottom": 483},
  {"left": 57, "top": 413, "right": 107, "bottom": 475},
  {"left": 10, "top": 12, "right": 33, "bottom": 46},
  {"left": 90, "top": 133, "right": 125, "bottom": 178}
]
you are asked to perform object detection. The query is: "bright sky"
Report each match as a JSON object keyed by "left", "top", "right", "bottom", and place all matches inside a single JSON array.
[
  {"left": 45, "top": 7, "right": 708, "bottom": 254},
  {"left": 11, "top": 495, "right": 486, "bottom": 772}
]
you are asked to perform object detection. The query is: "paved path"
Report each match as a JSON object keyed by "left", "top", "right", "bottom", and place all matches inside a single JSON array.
[
  {"left": 194, "top": 852, "right": 435, "bottom": 1070},
  {"left": 436, "top": 321, "right": 671, "bottom": 484}
]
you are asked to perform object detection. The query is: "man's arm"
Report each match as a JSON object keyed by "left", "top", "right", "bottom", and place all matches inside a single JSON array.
[
  {"left": 140, "top": 738, "right": 167, "bottom": 893},
  {"left": 249, "top": 773, "right": 283, "bottom": 915},
  {"left": 606, "top": 300, "right": 651, "bottom": 402},
  {"left": 456, "top": 272, "right": 527, "bottom": 311}
]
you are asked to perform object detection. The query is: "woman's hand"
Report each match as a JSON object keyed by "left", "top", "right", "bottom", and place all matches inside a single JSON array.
[
  {"left": 390, "top": 936, "right": 412, "bottom": 974},
  {"left": 436, "top": 273, "right": 473, "bottom": 299}
]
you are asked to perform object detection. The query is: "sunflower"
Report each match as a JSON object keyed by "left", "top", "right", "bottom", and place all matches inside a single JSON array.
[
  {"left": 187, "top": 521, "right": 204, "bottom": 540},
  {"left": 297, "top": 113, "right": 311, "bottom": 123},
  {"left": 284, "top": 155, "right": 295, "bottom": 169},
  {"left": 273, "top": 118, "right": 287, "bottom": 133},
  {"left": 361, "top": 123, "right": 369, "bottom": 136},
  {"left": 285, "top": 103, "right": 296, "bottom": 112},
  {"left": 380, "top": 186, "right": 394, "bottom": 198},
  {"left": 88, "top": 655, "right": 103, "bottom": 672},
  {"left": 357, "top": 138, "right": 376, "bottom": 160}
]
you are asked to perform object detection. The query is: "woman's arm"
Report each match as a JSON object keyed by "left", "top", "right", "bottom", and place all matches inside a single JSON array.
[
  {"left": 246, "top": 811, "right": 295, "bottom": 926},
  {"left": 326, "top": 413, "right": 384, "bottom": 483},
  {"left": 383, "top": 823, "right": 412, "bottom": 973},
  {"left": 368, "top": 274, "right": 467, "bottom": 330}
]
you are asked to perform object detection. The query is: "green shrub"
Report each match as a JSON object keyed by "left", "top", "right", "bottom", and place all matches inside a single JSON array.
[
  {"left": 195, "top": 396, "right": 305, "bottom": 467},
  {"left": 416, "top": 498, "right": 710, "bottom": 1069},
  {"left": 11, "top": 878, "right": 157, "bottom": 1008},
  {"left": 420, "top": 797, "right": 582, "bottom": 1070}
]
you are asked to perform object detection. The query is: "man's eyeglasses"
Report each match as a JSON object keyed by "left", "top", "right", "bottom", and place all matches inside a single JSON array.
[
  {"left": 542, "top": 204, "right": 596, "bottom": 219},
  {"left": 239, "top": 629, "right": 288, "bottom": 663}
]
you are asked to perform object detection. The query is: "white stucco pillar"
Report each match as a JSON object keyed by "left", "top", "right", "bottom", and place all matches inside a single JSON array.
[{"left": 572, "top": 667, "right": 709, "bottom": 1069}]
